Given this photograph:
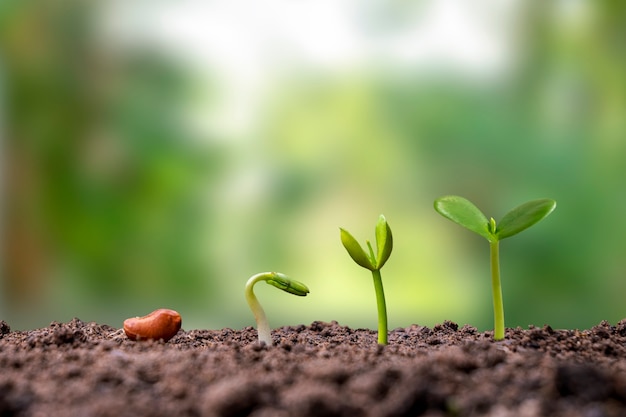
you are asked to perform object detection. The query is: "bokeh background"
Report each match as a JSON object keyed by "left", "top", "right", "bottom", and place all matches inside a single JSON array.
[{"left": 2, "top": 0, "right": 625, "bottom": 332}]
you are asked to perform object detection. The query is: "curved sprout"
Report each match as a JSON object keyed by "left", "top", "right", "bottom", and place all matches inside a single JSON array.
[{"left": 245, "top": 272, "right": 310, "bottom": 345}]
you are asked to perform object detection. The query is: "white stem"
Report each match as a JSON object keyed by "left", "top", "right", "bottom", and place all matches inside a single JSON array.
[{"left": 245, "top": 273, "right": 273, "bottom": 345}]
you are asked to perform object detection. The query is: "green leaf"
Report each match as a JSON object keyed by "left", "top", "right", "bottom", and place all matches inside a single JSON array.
[
  {"left": 340, "top": 228, "right": 375, "bottom": 270},
  {"left": 496, "top": 199, "right": 556, "bottom": 240},
  {"left": 375, "top": 215, "right": 393, "bottom": 269},
  {"left": 266, "top": 272, "right": 310, "bottom": 296},
  {"left": 434, "top": 195, "right": 493, "bottom": 241}
]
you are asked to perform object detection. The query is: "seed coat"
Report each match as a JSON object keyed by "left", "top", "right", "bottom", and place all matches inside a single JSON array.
[{"left": 123, "top": 308, "right": 182, "bottom": 342}]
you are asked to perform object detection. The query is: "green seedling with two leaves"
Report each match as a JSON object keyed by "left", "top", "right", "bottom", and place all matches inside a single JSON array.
[
  {"left": 434, "top": 196, "right": 556, "bottom": 340},
  {"left": 340, "top": 215, "right": 393, "bottom": 345}
]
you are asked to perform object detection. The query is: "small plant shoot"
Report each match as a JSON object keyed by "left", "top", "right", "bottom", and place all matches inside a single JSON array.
[
  {"left": 434, "top": 196, "right": 556, "bottom": 341},
  {"left": 340, "top": 215, "right": 393, "bottom": 345},
  {"left": 245, "top": 272, "right": 310, "bottom": 346}
]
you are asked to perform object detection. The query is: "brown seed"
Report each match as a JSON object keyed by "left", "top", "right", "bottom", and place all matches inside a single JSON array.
[{"left": 123, "top": 309, "right": 182, "bottom": 342}]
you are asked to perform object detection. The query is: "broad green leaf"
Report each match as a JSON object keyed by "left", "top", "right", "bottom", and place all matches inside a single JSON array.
[
  {"left": 375, "top": 215, "right": 393, "bottom": 269},
  {"left": 340, "top": 228, "right": 375, "bottom": 271},
  {"left": 266, "top": 272, "right": 310, "bottom": 296},
  {"left": 496, "top": 198, "right": 556, "bottom": 240},
  {"left": 434, "top": 195, "right": 492, "bottom": 241}
]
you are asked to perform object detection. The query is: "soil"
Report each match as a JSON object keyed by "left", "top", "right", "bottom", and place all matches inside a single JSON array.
[{"left": 1, "top": 319, "right": 626, "bottom": 417}]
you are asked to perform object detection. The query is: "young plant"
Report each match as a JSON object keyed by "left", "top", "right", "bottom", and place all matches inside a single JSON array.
[
  {"left": 340, "top": 215, "right": 393, "bottom": 345},
  {"left": 245, "top": 272, "right": 309, "bottom": 345},
  {"left": 434, "top": 196, "right": 556, "bottom": 341}
]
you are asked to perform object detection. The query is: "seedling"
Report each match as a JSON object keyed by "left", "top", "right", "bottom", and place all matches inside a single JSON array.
[
  {"left": 434, "top": 196, "right": 556, "bottom": 340},
  {"left": 340, "top": 215, "right": 393, "bottom": 345},
  {"left": 245, "top": 272, "right": 310, "bottom": 345}
]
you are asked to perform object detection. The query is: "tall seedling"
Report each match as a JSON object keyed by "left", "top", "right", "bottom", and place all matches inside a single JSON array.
[{"left": 434, "top": 196, "right": 556, "bottom": 340}]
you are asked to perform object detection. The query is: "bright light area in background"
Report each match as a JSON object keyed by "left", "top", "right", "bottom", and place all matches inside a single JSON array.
[
  {"left": 102, "top": 0, "right": 519, "bottom": 139},
  {"left": 96, "top": 0, "right": 524, "bottom": 330}
]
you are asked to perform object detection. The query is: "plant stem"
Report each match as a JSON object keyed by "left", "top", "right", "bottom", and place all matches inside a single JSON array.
[
  {"left": 490, "top": 240, "right": 505, "bottom": 340},
  {"left": 371, "top": 269, "right": 388, "bottom": 345},
  {"left": 245, "top": 273, "right": 273, "bottom": 345}
]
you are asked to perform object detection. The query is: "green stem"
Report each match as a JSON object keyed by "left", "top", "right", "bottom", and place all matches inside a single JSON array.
[
  {"left": 371, "top": 269, "right": 388, "bottom": 345},
  {"left": 490, "top": 240, "right": 505, "bottom": 340},
  {"left": 245, "top": 273, "right": 273, "bottom": 345}
]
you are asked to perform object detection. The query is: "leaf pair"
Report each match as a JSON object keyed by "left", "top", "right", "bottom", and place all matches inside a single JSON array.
[
  {"left": 434, "top": 196, "right": 556, "bottom": 242},
  {"left": 340, "top": 215, "right": 393, "bottom": 271}
]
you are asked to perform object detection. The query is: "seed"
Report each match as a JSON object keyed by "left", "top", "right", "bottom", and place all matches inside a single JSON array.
[{"left": 123, "top": 309, "right": 182, "bottom": 342}]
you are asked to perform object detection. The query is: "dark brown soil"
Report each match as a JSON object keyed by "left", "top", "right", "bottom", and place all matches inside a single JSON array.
[{"left": 1, "top": 318, "right": 626, "bottom": 417}]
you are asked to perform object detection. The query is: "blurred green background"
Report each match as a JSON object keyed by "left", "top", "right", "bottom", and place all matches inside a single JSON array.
[{"left": 2, "top": 0, "right": 625, "bottom": 332}]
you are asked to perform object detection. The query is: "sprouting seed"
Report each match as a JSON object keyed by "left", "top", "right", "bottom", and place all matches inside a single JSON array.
[{"left": 245, "top": 272, "right": 309, "bottom": 345}]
